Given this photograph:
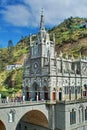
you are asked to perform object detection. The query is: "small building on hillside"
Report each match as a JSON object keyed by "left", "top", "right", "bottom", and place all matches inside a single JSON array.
[
  {"left": 80, "top": 22, "right": 87, "bottom": 28},
  {"left": 6, "top": 64, "right": 22, "bottom": 71}
]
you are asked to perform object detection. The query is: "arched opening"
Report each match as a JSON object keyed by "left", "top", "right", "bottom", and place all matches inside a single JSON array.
[
  {"left": 44, "top": 86, "right": 48, "bottom": 100},
  {"left": 59, "top": 92, "right": 62, "bottom": 101},
  {"left": 59, "top": 88, "right": 62, "bottom": 101},
  {"left": 52, "top": 88, "right": 56, "bottom": 100},
  {"left": 31, "top": 82, "right": 40, "bottom": 101},
  {"left": 26, "top": 86, "right": 29, "bottom": 101},
  {"left": 0, "top": 120, "right": 6, "bottom": 130},
  {"left": 79, "top": 105, "right": 84, "bottom": 123},
  {"left": 16, "top": 110, "right": 48, "bottom": 130}
]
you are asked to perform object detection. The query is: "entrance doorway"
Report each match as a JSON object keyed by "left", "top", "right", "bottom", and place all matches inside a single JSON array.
[
  {"left": 35, "top": 92, "right": 40, "bottom": 100},
  {"left": 44, "top": 92, "right": 48, "bottom": 100},
  {"left": 52, "top": 91, "right": 56, "bottom": 100},
  {"left": 26, "top": 92, "right": 29, "bottom": 101},
  {"left": 59, "top": 92, "right": 62, "bottom": 101},
  {"left": 26, "top": 86, "right": 29, "bottom": 101},
  {"left": 33, "top": 82, "right": 40, "bottom": 101},
  {"left": 44, "top": 86, "right": 48, "bottom": 100}
]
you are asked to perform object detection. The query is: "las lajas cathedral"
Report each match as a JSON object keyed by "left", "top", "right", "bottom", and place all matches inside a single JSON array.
[{"left": 23, "top": 11, "right": 87, "bottom": 130}]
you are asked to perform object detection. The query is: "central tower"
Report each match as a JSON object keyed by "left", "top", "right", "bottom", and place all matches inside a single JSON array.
[{"left": 23, "top": 10, "right": 56, "bottom": 101}]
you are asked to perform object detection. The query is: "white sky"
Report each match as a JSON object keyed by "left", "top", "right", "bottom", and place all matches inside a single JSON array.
[
  {"left": 0, "top": 0, "right": 87, "bottom": 48},
  {"left": 1, "top": 0, "right": 87, "bottom": 27}
]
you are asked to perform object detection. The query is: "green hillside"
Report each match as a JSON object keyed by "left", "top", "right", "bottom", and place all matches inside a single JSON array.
[
  {"left": 0, "top": 17, "right": 87, "bottom": 97},
  {"left": 50, "top": 17, "right": 87, "bottom": 57},
  {"left": 0, "top": 38, "right": 30, "bottom": 97}
]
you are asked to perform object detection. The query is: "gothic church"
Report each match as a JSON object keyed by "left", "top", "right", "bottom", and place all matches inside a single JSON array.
[{"left": 23, "top": 11, "right": 87, "bottom": 130}]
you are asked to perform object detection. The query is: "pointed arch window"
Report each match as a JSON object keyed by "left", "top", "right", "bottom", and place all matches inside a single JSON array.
[
  {"left": 79, "top": 106, "right": 84, "bottom": 123},
  {"left": 85, "top": 107, "right": 87, "bottom": 120},
  {"left": 70, "top": 109, "right": 76, "bottom": 125}
]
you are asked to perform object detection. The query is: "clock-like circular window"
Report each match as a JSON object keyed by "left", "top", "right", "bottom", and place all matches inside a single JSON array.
[
  {"left": 32, "top": 62, "right": 39, "bottom": 73},
  {"left": 34, "top": 63, "right": 38, "bottom": 69}
]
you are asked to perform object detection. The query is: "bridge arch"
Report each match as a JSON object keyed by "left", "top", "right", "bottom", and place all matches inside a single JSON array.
[
  {"left": 0, "top": 120, "right": 6, "bottom": 130},
  {"left": 16, "top": 109, "right": 48, "bottom": 130}
]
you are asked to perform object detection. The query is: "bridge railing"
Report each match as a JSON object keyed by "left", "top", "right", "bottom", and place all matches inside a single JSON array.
[{"left": 0, "top": 98, "right": 56, "bottom": 107}]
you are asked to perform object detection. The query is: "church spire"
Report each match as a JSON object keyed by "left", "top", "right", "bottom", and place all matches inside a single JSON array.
[{"left": 40, "top": 8, "right": 45, "bottom": 30}]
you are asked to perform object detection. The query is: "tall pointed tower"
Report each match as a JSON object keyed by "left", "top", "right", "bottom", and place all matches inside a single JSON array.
[{"left": 23, "top": 10, "right": 56, "bottom": 101}]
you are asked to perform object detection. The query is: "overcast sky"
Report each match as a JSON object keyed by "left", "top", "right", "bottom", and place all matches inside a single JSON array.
[{"left": 0, "top": 0, "right": 87, "bottom": 48}]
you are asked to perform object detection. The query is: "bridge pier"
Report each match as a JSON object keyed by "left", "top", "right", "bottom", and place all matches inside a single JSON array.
[{"left": 48, "top": 104, "right": 55, "bottom": 130}]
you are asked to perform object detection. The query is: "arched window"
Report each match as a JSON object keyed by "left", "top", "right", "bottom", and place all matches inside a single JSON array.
[
  {"left": 79, "top": 109, "right": 81, "bottom": 123},
  {"left": 79, "top": 106, "right": 84, "bottom": 123},
  {"left": 82, "top": 107, "right": 84, "bottom": 122},
  {"left": 70, "top": 109, "right": 76, "bottom": 125},
  {"left": 85, "top": 107, "right": 87, "bottom": 120}
]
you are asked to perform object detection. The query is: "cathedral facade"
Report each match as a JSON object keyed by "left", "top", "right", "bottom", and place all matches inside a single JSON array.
[{"left": 23, "top": 12, "right": 87, "bottom": 130}]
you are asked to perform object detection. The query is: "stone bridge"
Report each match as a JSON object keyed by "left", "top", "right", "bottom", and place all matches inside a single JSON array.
[{"left": 0, "top": 100, "right": 55, "bottom": 130}]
